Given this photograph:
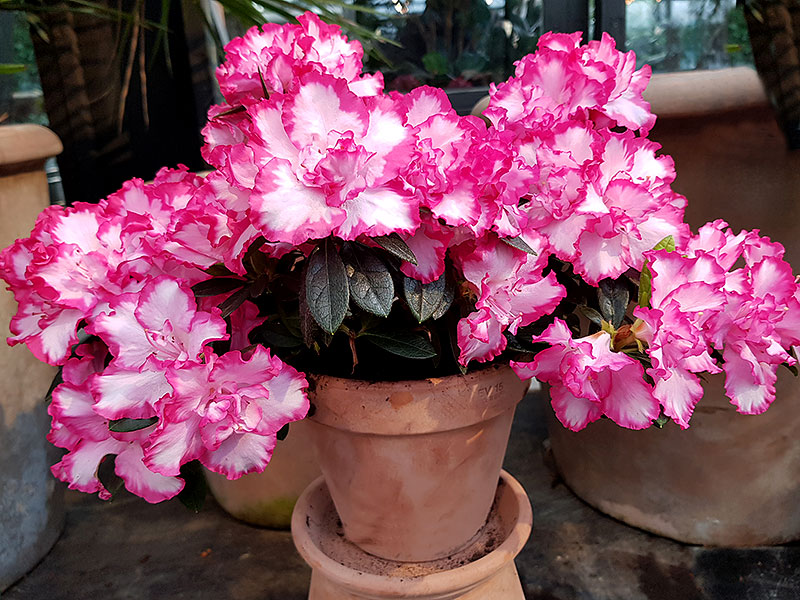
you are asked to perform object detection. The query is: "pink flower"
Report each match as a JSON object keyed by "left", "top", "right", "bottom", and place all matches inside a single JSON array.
[
  {"left": 144, "top": 346, "right": 308, "bottom": 479},
  {"left": 88, "top": 277, "right": 228, "bottom": 419},
  {"left": 520, "top": 125, "right": 688, "bottom": 284},
  {"left": 48, "top": 341, "right": 184, "bottom": 502},
  {"left": 487, "top": 31, "right": 654, "bottom": 133},
  {"left": 633, "top": 250, "right": 726, "bottom": 427},
  {"left": 453, "top": 235, "right": 565, "bottom": 364},
  {"left": 215, "top": 11, "right": 382, "bottom": 105},
  {"left": 512, "top": 319, "right": 659, "bottom": 431},
  {"left": 242, "top": 73, "right": 418, "bottom": 244}
]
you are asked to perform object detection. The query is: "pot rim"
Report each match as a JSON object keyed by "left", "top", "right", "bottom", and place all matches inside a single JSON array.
[
  {"left": 306, "top": 364, "right": 529, "bottom": 435},
  {"left": 291, "top": 470, "right": 532, "bottom": 597}
]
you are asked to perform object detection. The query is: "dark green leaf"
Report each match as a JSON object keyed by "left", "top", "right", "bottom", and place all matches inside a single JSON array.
[
  {"left": 504, "top": 331, "right": 528, "bottom": 352},
  {"left": 430, "top": 277, "right": 455, "bottom": 321},
  {"left": 178, "top": 461, "right": 207, "bottom": 512},
  {"left": 205, "top": 263, "right": 237, "bottom": 277},
  {"left": 305, "top": 238, "right": 350, "bottom": 334},
  {"left": 109, "top": 416, "right": 158, "bottom": 433},
  {"left": 218, "top": 287, "right": 251, "bottom": 318},
  {"left": 192, "top": 278, "right": 245, "bottom": 297},
  {"left": 276, "top": 423, "right": 290, "bottom": 441},
  {"left": 598, "top": 279, "right": 630, "bottom": 329},
  {"left": 97, "top": 454, "right": 124, "bottom": 499},
  {"left": 212, "top": 104, "right": 246, "bottom": 119},
  {"left": 501, "top": 236, "right": 538, "bottom": 255},
  {"left": 248, "top": 276, "right": 269, "bottom": 299},
  {"left": 341, "top": 243, "right": 394, "bottom": 317},
  {"left": 372, "top": 233, "right": 417, "bottom": 265},
  {"left": 253, "top": 321, "right": 303, "bottom": 348},
  {"left": 257, "top": 65, "right": 270, "bottom": 98},
  {"left": 403, "top": 275, "right": 446, "bottom": 323},
  {"left": 44, "top": 368, "right": 64, "bottom": 404},
  {"left": 360, "top": 330, "right": 437, "bottom": 359},
  {"left": 577, "top": 305, "right": 604, "bottom": 327},
  {"left": 299, "top": 276, "right": 320, "bottom": 349}
]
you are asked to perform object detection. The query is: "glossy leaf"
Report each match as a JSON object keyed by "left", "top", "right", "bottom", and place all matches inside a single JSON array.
[
  {"left": 360, "top": 330, "right": 437, "bottom": 359},
  {"left": 372, "top": 233, "right": 418, "bottom": 265},
  {"left": 403, "top": 275, "right": 446, "bottom": 323},
  {"left": 342, "top": 243, "right": 394, "bottom": 317},
  {"left": 305, "top": 239, "right": 350, "bottom": 334},
  {"left": 598, "top": 279, "right": 629, "bottom": 329},
  {"left": 108, "top": 416, "right": 158, "bottom": 433}
]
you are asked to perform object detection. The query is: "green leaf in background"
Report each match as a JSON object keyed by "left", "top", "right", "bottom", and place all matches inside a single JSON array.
[
  {"left": 598, "top": 278, "right": 630, "bottom": 329},
  {"left": 637, "top": 235, "right": 676, "bottom": 308},
  {"left": 305, "top": 238, "right": 349, "bottom": 334},
  {"left": 108, "top": 416, "right": 158, "bottom": 433},
  {"left": 0, "top": 63, "right": 26, "bottom": 75},
  {"left": 359, "top": 330, "right": 437, "bottom": 359},
  {"left": 403, "top": 275, "right": 446, "bottom": 323},
  {"left": 422, "top": 51, "right": 449, "bottom": 75},
  {"left": 372, "top": 233, "right": 417, "bottom": 265},
  {"left": 342, "top": 243, "right": 394, "bottom": 317}
]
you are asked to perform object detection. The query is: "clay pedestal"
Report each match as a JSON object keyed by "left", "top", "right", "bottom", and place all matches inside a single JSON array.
[{"left": 292, "top": 470, "right": 532, "bottom": 600}]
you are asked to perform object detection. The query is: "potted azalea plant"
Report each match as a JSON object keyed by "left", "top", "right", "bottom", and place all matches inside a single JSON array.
[{"left": 3, "top": 10, "right": 800, "bottom": 597}]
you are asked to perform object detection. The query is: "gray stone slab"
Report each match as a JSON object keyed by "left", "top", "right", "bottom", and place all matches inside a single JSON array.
[{"left": 5, "top": 391, "right": 799, "bottom": 599}]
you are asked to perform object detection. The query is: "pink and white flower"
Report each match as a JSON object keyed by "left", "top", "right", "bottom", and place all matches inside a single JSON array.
[
  {"left": 144, "top": 346, "right": 308, "bottom": 479},
  {"left": 512, "top": 319, "right": 659, "bottom": 431}
]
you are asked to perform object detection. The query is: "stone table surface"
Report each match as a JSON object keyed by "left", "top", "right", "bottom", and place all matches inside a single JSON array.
[{"left": 6, "top": 391, "right": 800, "bottom": 600}]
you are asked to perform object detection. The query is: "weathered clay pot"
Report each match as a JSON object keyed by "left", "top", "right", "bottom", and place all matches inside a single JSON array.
[
  {"left": 305, "top": 365, "right": 528, "bottom": 562},
  {"left": 205, "top": 418, "right": 321, "bottom": 528},
  {"left": 0, "top": 125, "right": 64, "bottom": 591},
  {"left": 546, "top": 370, "right": 800, "bottom": 546},
  {"left": 643, "top": 67, "right": 800, "bottom": 269},
  {"left": 292, "top": 470, "right": 532, "bottom": 599}
]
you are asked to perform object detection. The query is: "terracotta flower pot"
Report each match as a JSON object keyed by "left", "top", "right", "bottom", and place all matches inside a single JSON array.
[
  {"left": 204, "top": 418, "right": 321, "bottom": 528},
  {"left": 305, "top": 364, "right": 528, "bottom": 562},
  {"left": 291, "top": 470, "right": 532, "bottom": 599},
  {"left": 0, "top": 125, "right": 65, "bottom": 591},
  {"left": 546, "top": 371, "right": 800, "bottom": 546}
]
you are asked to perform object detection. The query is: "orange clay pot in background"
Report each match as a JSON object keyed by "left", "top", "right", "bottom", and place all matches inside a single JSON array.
[
  {"left": 204, "top": 418, "right": 321, "bottom": 528},
  {"left": 304, "top": 364, "right": 528, "bottom": 562},
  {"left": 546, "top": 371, "right": 800, "bottom": 546}
]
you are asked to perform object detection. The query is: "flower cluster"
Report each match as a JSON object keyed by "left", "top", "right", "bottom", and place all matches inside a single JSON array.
[{"left": 2, "top": 14, "right": 798, "bottom": 501}]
